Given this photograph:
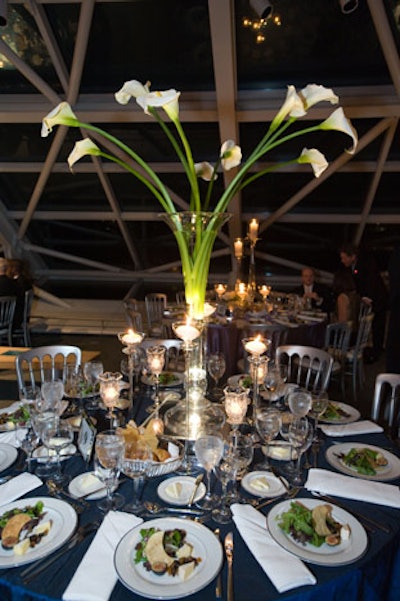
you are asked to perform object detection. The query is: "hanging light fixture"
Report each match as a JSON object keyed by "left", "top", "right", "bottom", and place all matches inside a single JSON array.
[{"left": 339, "top": 0, "right": 359, "bottom": 14}]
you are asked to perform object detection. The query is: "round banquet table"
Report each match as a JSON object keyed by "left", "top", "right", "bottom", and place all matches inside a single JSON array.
[{"left": 0, "top": 382, "right": 399, "bottom": 601}]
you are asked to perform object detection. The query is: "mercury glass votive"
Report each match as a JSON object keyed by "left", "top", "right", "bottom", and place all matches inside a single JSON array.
[
  {"left": 118, "top": 329, "right": 145, "bottom": 412},
  {"left": 99, "top": 371, "right": 123, "bottom": 427},
  {"left": 224, "top": 387, "right": 249, "bottom": 427}
]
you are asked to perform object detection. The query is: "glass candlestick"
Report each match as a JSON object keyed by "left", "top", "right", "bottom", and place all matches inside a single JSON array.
[
  {"left": 99, "top": 371, "right": 123, "bottom": 428},
  {"left": 242, "top": 336, "right": 270, "bottom": 427},
  {"left": 118, "top": 329, "right": 145, "bottom": 414},
  {"left": 145, "top": 345, "right": 166, "bottom": 413},
  {"left": 224, "top": 387, "right": 249, "bottom": 436}
]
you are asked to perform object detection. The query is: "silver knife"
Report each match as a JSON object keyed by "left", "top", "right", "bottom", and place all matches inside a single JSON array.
[
  {"left": 224, "top": 532, "right": 234, "bottom": 601},
  {"left": 214, "top": 528, "right": 222, "bottom": 599},
  {"left": 188, "top": 473, "right": 203, "bottom": 507}
]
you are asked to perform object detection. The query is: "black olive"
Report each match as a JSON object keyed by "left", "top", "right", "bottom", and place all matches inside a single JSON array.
[{"left": 151, "top": 562, "right": 167, "bottom": 575}]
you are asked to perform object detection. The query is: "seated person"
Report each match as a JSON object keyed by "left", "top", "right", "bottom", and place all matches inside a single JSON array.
[{"left": 291, "top": 267, "right": 334, "bottom": 314}]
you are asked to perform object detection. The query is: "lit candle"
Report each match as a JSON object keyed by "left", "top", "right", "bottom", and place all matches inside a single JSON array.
[
  {"left": 238, "top": 282, "right": 247, "bottom": 296},
  {"left": 244, "top": 335, "right": 267, "bottom": 356},
  {"left": 225, "top": 393, "right": 248, "bottom": 424},
  {"left": 234, "top": 238, "right": 243, "bottom": 259},
  {"left": 102, "top": 384, "right": 120, "bottom": 405},
  {"left": 248, "top": 218, "right": 259, "bottom": 243},
  {"left": 215, "top": 284, "right": 226, "bottom": 298},
  {"left": 174, "top": 318, "right": 201, "bottom": 342},
  {"left": 121, "top": 329, "right": 143, "bottom": 345},
  {"left": 259, "top": 285, "right": 271, "bottom": 299}
]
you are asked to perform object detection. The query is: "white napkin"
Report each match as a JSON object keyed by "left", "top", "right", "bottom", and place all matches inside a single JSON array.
[
  {"left": 0, "top": 429, "right": 28, "bottom": 448},
  {"left": 0, "top": 473, "right": 42, "bottom": 506},
  {"left": 62, "top": 511, "right": 143, "bottom": 601},
  {"left": 305, "top": 468, "right": 400, "bottom": 508},
  {"left": 231, "top": 504, "right": 316, "bottom": 593},
  {"left": 320, "top": 420, "right": 383, "bottom": 437}
]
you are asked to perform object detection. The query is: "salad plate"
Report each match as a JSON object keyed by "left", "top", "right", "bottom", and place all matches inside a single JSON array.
[
  {"left": 32, "top": 444, "right": 77, "bottom": 463},
  {"left": 241, "top": 470, "right": 288, "bottom": 497},
  {"left": 325, "top": 442, "right": 400, "bottom": 481},
  {"left": 318, "top": 402, "right": 360, "bottom": 424},
  {"left": 141, "top": 372, "right": 183, "bottom": 388},
  {"left": 267, "top": 498, "right": 368, "bottom": 566},
  {"left": 114, "top": 517, "right": 223, "bottom": 599},
  {"left": 0, "top": 497, "right": 77, "bottom": 568},
  {"left": 0, "top": 443, "right": 18, "bottom": 472},
  {"left": 157, "top": 476, "right": 206, "bottom": 506}
]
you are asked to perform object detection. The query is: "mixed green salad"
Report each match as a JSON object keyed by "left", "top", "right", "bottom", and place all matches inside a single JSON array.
[
  {"left": 0, "top": 405, "right": 31, "bottom": 427},
  {"left": 336, "top": 447, "right": 388, "bottom": 476},
  {"left": 277, "top": 501, "right": 348, "bottom": 547},
  {"left": 320, "top": 402, "right": 350, "bottom": 421}
]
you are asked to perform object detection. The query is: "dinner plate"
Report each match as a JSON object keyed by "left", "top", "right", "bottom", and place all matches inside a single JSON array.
[
  {"left": 69, "top": 471, "right": 108, "bottom": 500},
  {"left": 114, "top": 517, "right": 223, "bottom": 599},
  {"left": 267, "top": 497, "right": 368, "bottom": 566},
  {"left": 0, "top": 443, "right": 18, "bottom": 472},
  {"left": 32, "top": 444, "right": 77, "bottom": 463},
  {"left": 0, "top": 496, "right": 77, "bottom": 568},
  {"left": 141, "top": 372, "right": 184, "bottom": 388},
  {"left": 0, "top": 402, "right": 30, "bottom": 432},
  {"left": 241, "top": 470, "right": 287, "bottom": 497},
  {"left": 326, "top": 442, "right": 400, "bottom": 481},
  {"left": 157, "top": 476, "right": 206, "bottom": 506},
  {"left": 319, "top": 402, "right": 360, "bottom": 424}
]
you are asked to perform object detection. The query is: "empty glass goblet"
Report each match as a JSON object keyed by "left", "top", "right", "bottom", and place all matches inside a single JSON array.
[
  {"left": 309, "top": 390, "right": 329, "bottom": 441},
  {"left": 94, "top": 430, "right": 125, "bottom": 512},
  {"left": 207, "top": 352, "right": 226, "bottom": 401},
  {"left": 288, "top": 417, "right": 313, "bottom": 486},
  {"left": 121, "top": 439, "right": 153, "bottom": 513},
  {"left": 83, "top": 360, "right": 104, "bottom": 410},
  {"left": 194, "top": 434, "right": 224, "bottom": 510},
  {"left": 255, "top": 408, "right": 281, "bottom": 469},
  {"left": 40, "top": 379, "right": 65, "bottom": 414},
  {"left": 288, "top": 390, "right": 312, "bottom": 418},
  {"left": 41, "top": 415, "right": 73, "bottom": 485},
  {"left": 213, "top": 455, "right": 237, "bottom": 524}
]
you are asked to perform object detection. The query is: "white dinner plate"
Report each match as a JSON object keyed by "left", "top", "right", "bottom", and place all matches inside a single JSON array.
[
  {"left": 319, "top": 402, "right": 360, "bottom": 424},
  {"left": 267, "top": 497, "right": 368, "bottom": 566},
  {"left": 241, "top": 470, "right": 287, "bottom": 498},
  {"left": 32, "top": 443, "right": 77, "bottom": 463},
  {"left": 325, "top": 442, "right": 400, "bottom": 481},
  {"left": 141, "top": 372, "right": 184, "bottom": 388},
  {"left": 0, "top": 496, "right": 77, "bottom": 568},
  {"left": 0, "top": 443, "right": 18, "bottom": 472},
  {"left": 68, "top": 471, "right": 108, "bottom": 500},
  {"left": 114, "top": 517, "right": 223, "bottom": 599},
  {"left": 157, "top": 476, "right": 206, "bottom": 506}
]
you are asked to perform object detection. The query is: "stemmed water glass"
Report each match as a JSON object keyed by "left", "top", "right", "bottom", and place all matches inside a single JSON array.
[
  {"left": 40, "top": 415, "right": 73, "bottom": 485},
  {"left": 213, "top": 452, "right": 237, "bottom": 523},
  {"left": 254, "top": 408, "right": 281, "bottom": 469},
  {"left": 83, "top": 360, "right": 104, "bottom": 410},
  {"left": 207, "top": 352, "right": 226, "bottom": 401},
  {"left": 194, "top": 434, "right": 224, "bottom": 510},
  {"left": 120, "top": 439, "right": 153, "bottom": 513},
  {"left": 40, "top": 379, "right": 65, "bottom": 415},
  {"left": 225, "top": 433, "right": 254, "bottom": 503},
  {"left": 288, "top": 417, "right": 314, "bottom": 486},
  {"left": 309, "top": 390, "right": 329, "bottom": 442},
  {"left": 263, "top": 364, "right": 283, "bottom": 403},
  {"left": 146, "top": 345, "right": 166, "bottom": 412},
  {"left": 288, "top": 390, "right": 312, "bottom": 418},
  {"left": 94, "top": 430, "right": 125, "bottom": 512}
]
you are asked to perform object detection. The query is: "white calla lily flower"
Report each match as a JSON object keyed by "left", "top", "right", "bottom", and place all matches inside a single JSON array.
[
  {"left": 298, "top": 148, "right": 329, "bottom": 178},
  {"left": 68, "top": 139, "right": 101, "bottom": 170},
  {"left": 221, "top": 140, "right": 242, "bottom": 170},
  {"left": 272, "top": 85, "right": 306, "bottom": 127},
  {"left": 195, "top": 162, "right": 216, "bottom": 182},
  {"left": 115, "top": 79, "right": 150, "bottom": 105},
  {"left": 136, "top": 89, "right": 180, "bottom": 121},
  {"left": 320, "top": 107, "right": 358, "bottom": 154},
  {"left": 41, "top": 102, "right": 78, "bottom": 137},
  {"left": 300, "top": 84, "right": 339, "bottom": 109}
]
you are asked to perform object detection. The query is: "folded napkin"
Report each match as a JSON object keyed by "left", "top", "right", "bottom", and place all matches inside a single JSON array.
[
  {"left": 320, "top": 420, "right": 383, "bottom": 437},
  {"left": 305, "top": 468, "right": 400, "bottom": 508},
  {"left": 63, "top": 511, "right": 143, "bottom": 601},
  {"left": 231, "top": 504, "right": 316, "bottom": 593},
  {"left": 0, "top": 428, "right": 29, "bottom": 448},
  {"left": 0, "top": 473, "right": 42, "bottom": 506}
]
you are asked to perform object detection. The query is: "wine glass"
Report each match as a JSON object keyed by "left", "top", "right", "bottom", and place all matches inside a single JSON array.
[
  {"left": 41, "top": 415, "right": 73, "bottom": 485},
  {"left": 255, "top": 408, "right": 281, "bottom": 469},
  {"left": 288, "top": 390, "right": 312, "bottom": 417},
  {"left": 288, "top": 417, "right": 313, "bottom": 486},
  {"left": 121, "top": 439, "right": 153, "bottom": 513},
  {"left": 226, "top": 433, "right": 254, "bottom": 503},
  {"left": 40, "top": 379, "right": 64, "bottom": 415},
  {"left": 213, "top": 453, "right": 237, "bottom": 524},
  {"left": 309, "top": 390, "right": 329, "bottom": 442},
  {"left": 83, "top": 360, "right": 104, "bottom": 410},
  {"left": 207, "top": 352, "right": 226, "bottom": 401},
  {"left": 94, "top": 430, "right": 125, "bottom": 512},
  {"left": 146, "top": 345, "right": 166, "bottom": 411},
  {"left": 194, "top": 435, "right": 224, "bottom": 510},
  {"left": 263, "top": 365, "right": 283, "bottom": 403}
]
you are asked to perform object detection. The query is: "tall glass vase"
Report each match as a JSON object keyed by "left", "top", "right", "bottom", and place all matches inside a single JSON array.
[{"left": 160, "top": 212, "right": 231, "bottom": 320}]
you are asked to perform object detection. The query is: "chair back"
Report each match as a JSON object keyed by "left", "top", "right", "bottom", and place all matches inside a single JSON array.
[
  {"left": 353, "top": 313, "right": 374, "bottom": 358},
  {"left": 138, "top": 338, "right": 184, "bottom": 372},
  {"left": 371, "top": 373, "right": 400, "bottom": 436},
  {"left": 13, "top": 289, "right": 34, "bottom": 346},
  {"left": 145, "top": 293, "right": 167, "bottom": 336},
  {"left": 275, "top": 344, "right": 333, "bottom": 391},
  {"left": 324, "top": 321, "right": 352, "bottom": 363},
  {"left": 16, "top": 345, "right": 82, "bottom": 391},
  {"left": 358, "top": 299, "right": 373, "bottom": 321},
  {"left": 240, "top": 324, "right": 288, "bottom": 371},
  {"left": 0, "top": 296, "right": 16, "bottom": 346}
]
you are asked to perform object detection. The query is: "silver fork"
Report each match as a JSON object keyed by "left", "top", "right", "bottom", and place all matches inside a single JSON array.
[{"left": 254, "top": 486, "right": 300, "bottom": 510}]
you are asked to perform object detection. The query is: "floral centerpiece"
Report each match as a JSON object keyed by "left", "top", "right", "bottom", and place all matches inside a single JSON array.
[{"left": 42, "top": 82, "right": 357, "bottom": 319}]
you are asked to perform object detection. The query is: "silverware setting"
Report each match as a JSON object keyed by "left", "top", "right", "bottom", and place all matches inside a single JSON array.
[
  {"left": 20, "top": 521, "right": 99, "bottom": 584},
  {"left": 224, "top": 532, "right": 234, "bottom": 601},
  {"left": 214, "top": 528, "right": 222, "bottom": 599},
  {"left": 188, "top": 473, "right": 203, "bottom": 507},
  {"left": 143, "top": 501, "right": 204, "bottom": 516},
  {"left": 46, "top": 480, "right": 85, "bottom": 514},
  {"left": 254, "top": 486, "right": 300, "bottom": 510}
]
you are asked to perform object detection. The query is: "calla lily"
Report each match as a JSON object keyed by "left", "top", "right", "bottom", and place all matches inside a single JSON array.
[
  {"left": 136, "top": 89, "right": 180, "bottom": 121},
  {"left": 320, "top": 107, "right": 358, "bottom": 154},
  {"left": 68, "top": 138, "right": 101, "bottom": 170},
  {"left": 41, "top": 102, "right": 78, "bottom": 137},
  {"left": 300, "top": 84, "right": 339, "bottom": 110},
  {"left": 298, "top": 148, "right": 328, "bottom": 178},
  {"left": 272, "top": 85, "right": 306, "bottom": 128},
  {"left": 115, "top": 79, "right": 150, "bottom": 105},
  {"left": 195, "top": 162, "right": 216, "bottom": 182},
  {"left": 221, "top": 140, "right": 242, "bottom": 170}
]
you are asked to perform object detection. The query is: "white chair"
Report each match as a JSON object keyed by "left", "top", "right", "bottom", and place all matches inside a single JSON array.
[
  {"left": 138, "top": 338, "right": 184, "bottom": 372},
  {"left": 275, "top": 344, "right": 334, "bottom": 392},
  {"left": 371, "top": 373, "right": 400, "bottom": 437},
  {"left": 0, "top": 296, "right": 17, "bottom": 346},
  {"left": 344, "top": 313, "right": 374, "bottom": 401},
  {"left": 16, "top": 345, "right": 82, "bottom": 392},
  {"left": 324, "top": 321, "right": 352, "bottom": 400},
  {"left": 144, "top": 293, "right": 168, "bottom": 337},
  {"left": 12, "top": 289, "right": 34, "bottom": 346}
]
